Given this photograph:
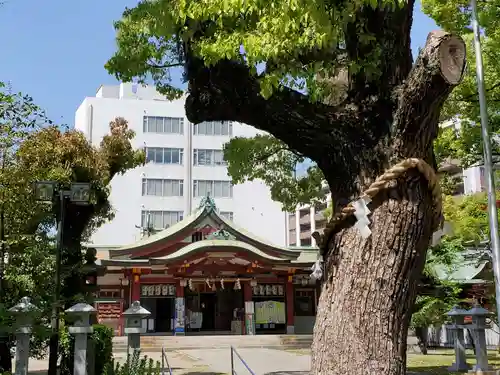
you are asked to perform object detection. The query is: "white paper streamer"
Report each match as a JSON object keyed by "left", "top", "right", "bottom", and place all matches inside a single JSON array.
[
  {"left": 310, "top": 258, "right": 324, "bottom": 280},
  {"left": 353, "top": 197, "right": 372, "bottom": 239}
]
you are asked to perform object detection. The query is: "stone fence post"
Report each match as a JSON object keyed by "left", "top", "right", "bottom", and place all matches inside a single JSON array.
[
  {"left": 123, "top": 301, "right": 150, "bottom": 354},
  {"left": 446, "top": 306, "right": 469, "bottom": 372},
  {"left": 9, "top": 297, "right": 37, "bottom": 375},
  {"left": 66, "top": 303, "right": 96, "bottom": 375}
]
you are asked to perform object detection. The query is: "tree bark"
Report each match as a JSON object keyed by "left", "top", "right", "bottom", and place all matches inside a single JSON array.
[{"left": 184, "top": 16, "right": 465, "bottom": 375}]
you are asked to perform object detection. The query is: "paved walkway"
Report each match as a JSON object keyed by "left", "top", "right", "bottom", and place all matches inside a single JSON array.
[
  {"left": 25, "top": 348, "right": 311, "bottom": 375},
  {"left": 176, "top": 348, "right": 310, "bottom": 375}
]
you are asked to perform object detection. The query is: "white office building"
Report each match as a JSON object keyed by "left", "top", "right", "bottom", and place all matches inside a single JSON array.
[{"left": 75, "top": 83, "right": 287, "bottom": 246}]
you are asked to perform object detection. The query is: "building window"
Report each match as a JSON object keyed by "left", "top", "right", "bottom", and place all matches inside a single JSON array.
[
  {"left": 301, "top": 238, "right": 312, "bottom": 246},
  {"left": 142, "top": 179, "right": 184, "bottom": 197},
  {"left": 220, "top": 211, "right": 234, "bottom": 221},
  {"left": 141, "top": 210, "right": 184, "bottom": 229},
  {"left": 300, "top": 223, "right": 311, "bottom": 232},
  {"left": 193, "top": 180, "right": 233, "bottom": 198},
  {"left": 192, "top": 231, "right": 203, "bottom": 242},
  {"left": 143, "top": 116, "right": 184, "bottom": 134},
  {"left": 315, "top": 202, "right": 328, "bottom": 211},
  {"left": 145, "top": 147, "right": 183, "bottom": 165},
  {"left": 193, "top": 149, "right": 227, "bottom": 166},
  {"left": 193, "top": 121, "right": 233, "bottom": 136}
]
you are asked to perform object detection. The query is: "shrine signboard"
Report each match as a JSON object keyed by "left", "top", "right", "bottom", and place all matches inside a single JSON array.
[
  {"left": 141, "top": 284, "right": 176, "bottom": 297},
  {"left": 252, "top": 284, "right": 284, "bottom": 296}
]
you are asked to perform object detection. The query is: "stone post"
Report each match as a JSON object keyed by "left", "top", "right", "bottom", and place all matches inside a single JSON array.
[
  {"left": 9, "top": 297, "right": 37, "bottom": 375},
  {"left": 468, "top": 305, "right": 490, "bottom": 372},
  {"left": 66, "top": 303, "right": 96, "bottom": 375},
  {"left": 123, "top": 301, "right": 151, "bottom": 353},
  {"left": 446, "top": 306, "right": 469, "bottom": 372}
]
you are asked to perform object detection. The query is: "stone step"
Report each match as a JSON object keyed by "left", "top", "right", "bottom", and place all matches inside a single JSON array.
[{"left": 112, "top": 335, "right": 312, "bottom": 352}]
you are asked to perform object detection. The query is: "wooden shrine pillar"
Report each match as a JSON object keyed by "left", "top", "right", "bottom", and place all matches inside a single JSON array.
[
  {"left": 130, "top": 269, "right": 142, "bottom": 303},
  {"left": 286, "top": 278, "right": 295, "bottom": 334},
  {"left": 243, "top": 282, "right": 253, "bottom": 335}
]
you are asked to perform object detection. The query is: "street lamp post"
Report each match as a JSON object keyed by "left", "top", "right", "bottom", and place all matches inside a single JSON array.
[
  {"left": 34, "top": 181, "right": 91, "bottom": 375},
  {"left": 470, "top": 0, "right": 500, "bottom": 323}
]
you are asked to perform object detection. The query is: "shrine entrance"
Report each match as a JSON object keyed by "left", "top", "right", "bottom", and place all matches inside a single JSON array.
[{"left": 185, "top": 282, "right": 244, "bottom": 334}]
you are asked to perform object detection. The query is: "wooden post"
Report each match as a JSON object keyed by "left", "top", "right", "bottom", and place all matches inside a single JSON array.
[{"left": 286, "top": 279, "right": 294, "bottom": 334}]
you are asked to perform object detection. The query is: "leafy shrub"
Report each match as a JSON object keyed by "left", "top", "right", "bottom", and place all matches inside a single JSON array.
[
  {"left": 59, "top": 324, "right": 73, "bottom": 375},
  {"left": 103, "top": 350, "right": 161, "bottom": 375},
  {"left": 90, "top": 325, "right": 114, "bottom": 375},
  {"left": 60, "top": 323, "right": 114, "bottom": 375}
]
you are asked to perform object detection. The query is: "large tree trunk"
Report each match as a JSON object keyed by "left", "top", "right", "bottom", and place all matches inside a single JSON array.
[
  {"left": 184, "top": 10, "right": 466, "bottom": 375},
  {"left": 311, "top": 177, "right": 433, "bottom": 374}
]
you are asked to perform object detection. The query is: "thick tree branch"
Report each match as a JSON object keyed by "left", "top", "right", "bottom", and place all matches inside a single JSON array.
[
  {"left": 185, "top": 57, "right": 393, "bottom": 196},
  {"left": 392, "top": 31, "right": 466, "bottom": 163},
  {"left": 345, "top": 2, "right": 414, "bottom": 93},
  {"left": 147, "top": 62, "right": 183, "bottom": 69}
]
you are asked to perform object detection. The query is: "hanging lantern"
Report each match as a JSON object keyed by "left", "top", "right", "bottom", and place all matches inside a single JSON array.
[
  {"left": 234, "top": 278, "right": 241, "bottom": 290},
  {"left": 188, "top": 279, "right": 193, "bottom": 291},
  {"left": 220, "top": 279, "right": 225, "bottom": 289}
]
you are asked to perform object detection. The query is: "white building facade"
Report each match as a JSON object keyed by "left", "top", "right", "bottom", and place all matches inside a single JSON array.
[{"left": 75, "top": 83, "right": 287, "bottom": 247}]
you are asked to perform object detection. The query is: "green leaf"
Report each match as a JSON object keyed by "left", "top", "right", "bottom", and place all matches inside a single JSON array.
[{"left": 224, "top": 135, "right": 326, "bottom": 211}]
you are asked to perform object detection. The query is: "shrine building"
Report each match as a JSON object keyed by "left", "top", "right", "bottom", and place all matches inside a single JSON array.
[{"left": 94, "top": 196, "right": 320, "bottom": 336}]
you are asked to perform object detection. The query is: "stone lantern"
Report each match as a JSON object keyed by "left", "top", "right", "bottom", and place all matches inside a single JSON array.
[
  {"left": 446, "top": 306, "right": 469, "bottom": 372},
  {"left": 9, "top": 297, "right": 37, "bottom": 375},
  {"left": 65, "top": 303, "right": 96, "bottom": 375},
  {"left": 122, "top": 300, "right": 151, "bottom": 352},
  {"left": 468, "top": 305, "right": 491, "bottom": 372}
]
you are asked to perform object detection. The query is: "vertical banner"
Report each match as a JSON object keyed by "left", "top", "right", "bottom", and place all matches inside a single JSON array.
[
  {"left": 174, "top": 297, "right": 185, "bottom": 334},
  {"left": 244, "top": 301, "right": 255, "bottom": 335}
]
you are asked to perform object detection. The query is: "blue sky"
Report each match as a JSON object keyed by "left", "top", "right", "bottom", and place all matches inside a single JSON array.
[{"left": 0, "top": 0, "right": 438, "bottom": 128}]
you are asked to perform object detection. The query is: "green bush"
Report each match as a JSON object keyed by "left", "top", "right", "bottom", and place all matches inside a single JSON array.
[
  {"left": 59, "top": 324, "right": 73, "bottom": 375},
  {"left": 103, "top": 350, "right": 161, "bottom": 375},
  {"left": 60, "top": 323, "right": 114, "bottom": 375},
  {"left": 90, "top": 325, "right": 114, "bottom": 375}
]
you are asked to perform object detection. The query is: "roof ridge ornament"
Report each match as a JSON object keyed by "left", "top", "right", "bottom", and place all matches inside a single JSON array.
[
  {"left": 206, "top": 228, "right": 235, "bottom": 241},
  {"left": 198, "top": 192, "right": 217, "bottom": 212}
]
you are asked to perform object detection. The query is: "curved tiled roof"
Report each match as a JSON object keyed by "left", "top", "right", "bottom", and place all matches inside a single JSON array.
[
  {"left": 150, "top": 240, "right": 288, "bottom": 263},
  {"left": 108, "top": 200, "right": 303, "bottom": 259},
  {"left": 99, "top": 239, "right": 293, "bottom": 267}
]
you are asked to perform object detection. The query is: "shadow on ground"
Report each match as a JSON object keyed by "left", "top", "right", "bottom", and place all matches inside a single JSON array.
[{"left": 265, "top": 372, "right": 310, "bottom": 375}]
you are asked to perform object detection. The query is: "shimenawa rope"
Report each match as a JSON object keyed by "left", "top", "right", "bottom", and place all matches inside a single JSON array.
[{"left": 310, "top": 158, "right": 443, "bottom": 280}]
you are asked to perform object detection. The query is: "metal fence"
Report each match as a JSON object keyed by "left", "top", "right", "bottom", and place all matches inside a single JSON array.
[
  {"left": 230, "top": 346, "right": 255, "bottom": 375},
  {"left": 161, "top": 347, "right": 173, "bottom": 375},
  {"left": 425, "top": 324, "right": 500, "bottom": 349}
]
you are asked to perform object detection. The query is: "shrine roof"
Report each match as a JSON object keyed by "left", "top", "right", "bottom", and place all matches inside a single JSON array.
[
  {"left": 97, "top": 240, "right": 319, "bottom": 268},
  {"left": 150, "top": 240, "right": 285, "bottom": 262},
  {"left": 430, "top": 249, "right": 490, "bottom": 283},
  {"left": 108, "top": 195, "right": 304, "bottom": 259}
]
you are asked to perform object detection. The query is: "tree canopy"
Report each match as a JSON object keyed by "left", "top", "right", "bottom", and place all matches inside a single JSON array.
[
  {"left": 0, "top": 83, "right": 145, "bottom": 369},
  {"left": 104, "top": 0, "right": 490, "bottom": 210},
  {"left": 423, "top": 0, "right": 500, "bottom": 167}
]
